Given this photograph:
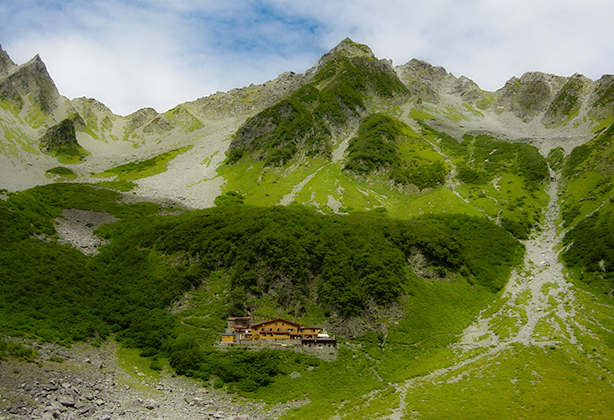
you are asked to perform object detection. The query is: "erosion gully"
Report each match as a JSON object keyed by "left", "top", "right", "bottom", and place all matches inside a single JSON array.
[{"left": 382, "top": 171, "right": 604, "bottom": 419}]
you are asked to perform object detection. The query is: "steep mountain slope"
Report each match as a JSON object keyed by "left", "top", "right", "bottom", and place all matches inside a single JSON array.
[
  {"left": 1, "top": 38, "right": 612, "bottom": 212},
  {"left": 0, "top": 44, "right": 304, "bottom": 205},
  {"left": 4, "top": 38, "right": 614, "bottom": 419}
]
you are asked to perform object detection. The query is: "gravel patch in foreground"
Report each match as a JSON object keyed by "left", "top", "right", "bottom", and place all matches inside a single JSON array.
[{"left": 0, "top": 340, "right": 308, "bottom": 420}]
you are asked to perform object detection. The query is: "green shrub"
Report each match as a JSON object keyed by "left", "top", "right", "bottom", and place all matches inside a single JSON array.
[
  {"left": 548, "top": 147, "right": 565, "bottom": 172},
  {"left": 46, "top": 166, "right": 75, "bottom": 176},
  {"left": 0, "top": 339, "right": 38, "bottom": 362},
  {"left": 390, "top": 161, "right": 447, "bottom": 189},
  {"left": 501, "top": 216, "right": 531, "bottom": 240},
  {"left": 563, "top": 204, "right": 614, "bottom": 274},
  {"left": 457, "top": 164, "right": 490, "bottom": 184},
  {"left": 415, "top": 214, "right": 524, "bottom": 292},
  {"left": 344, "top": 114, "right": 447, "bottom": 189},
  {"left": 344, "top": 114, "right": 403, "bottom": 174}
]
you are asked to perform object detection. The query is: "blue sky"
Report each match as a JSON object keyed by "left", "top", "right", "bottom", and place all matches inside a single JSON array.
[{"left": 1, "top": 0, "right": 614, "bottom": 115}]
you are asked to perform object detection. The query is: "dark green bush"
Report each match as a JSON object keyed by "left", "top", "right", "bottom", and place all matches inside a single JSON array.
[
  {"left": 0, "top": 339, "right": 38, "bottom": 362},
  {"left": 345, "top": 114, "right": 402, "bottom": 174},
  {"left": 547, "top": 147, "right": 565, "bottom": 172},
  {"left": 391, "top": 161, "right": 447, "bottom": 189}
]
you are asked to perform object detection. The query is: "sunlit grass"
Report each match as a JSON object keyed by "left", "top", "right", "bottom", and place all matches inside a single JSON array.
[{"left": 93, "top": 145, "right": 193, "bottom": 181}]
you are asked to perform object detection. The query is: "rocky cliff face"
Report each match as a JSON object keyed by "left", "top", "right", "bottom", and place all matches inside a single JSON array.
[
  {"left": 395, "top": 58, "right": 453, "bottom": 103},
  {"left": 0, "top": 54, "right": 61, "bottom": 117},
  {"left": 589, "top": 74, "right": 614, "bottom": 119},
  {"left": 0, "top": 38, "right": 613, "bottom": 203},
  {"left": 494, "top": 72, "right": 567, "bottom": 122},
  {"left": 39, "top": 116, "right": 84, "bottom": 153},
  {"left": 541, "top": 73, "right": 592, "bottom": 126},
  {"left": 0, "top": 44, "right": 16, "bottom": 77}
]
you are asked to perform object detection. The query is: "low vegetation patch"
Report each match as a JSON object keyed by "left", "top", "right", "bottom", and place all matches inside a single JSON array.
[
  {"left": 45, "top": 166, "right": 77, "bottom": 181},
  {"left": 548, "top": 147, "right": 565, "bottom": 172},
  {"left": 344, "top": 114, "right": 448, "bottom": 190},
  {"left": 0, "top": 338, "right": 38, "bottom": 362},
  {"left": 93, "top": 145, "right": 192, "bottom": 181}
]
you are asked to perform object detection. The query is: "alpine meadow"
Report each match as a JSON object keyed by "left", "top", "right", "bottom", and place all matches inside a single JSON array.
[{"left": 3, "top": 38, "right": 614, "bottom": 419}]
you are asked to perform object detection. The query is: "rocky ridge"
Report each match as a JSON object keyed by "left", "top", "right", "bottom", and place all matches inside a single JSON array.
[{"left": 1, "top": 39, "right": 612, "bottom": 202}]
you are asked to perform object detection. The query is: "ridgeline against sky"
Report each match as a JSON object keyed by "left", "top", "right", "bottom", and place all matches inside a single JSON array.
[{"left": 2, "top": 1, "right": 614, "bottom": 115}]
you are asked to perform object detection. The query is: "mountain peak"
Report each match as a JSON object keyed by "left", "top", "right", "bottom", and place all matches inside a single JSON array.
[
  {"left": 0, "top": 51, "right": 60, "bottom": 115},
  {"left": 306, "top": 38, "right": 377, "bottom": 78},
  {"left": 23, "top": 53, "right": 46, "bottom": 69},
  {"left": 397, "top": 59, "right": 449, "bottom": 79},
  {"left": 329, "top": 38, "right": 375, "bottom": 59},
  {"left": 394, "top": 58, "right": 454, "bottom": 103},
  {"left": 495, "top": 71, "right": 570, "bottom": 122},
  {"left": 0, "top": 43, "right": 16, "bottom": 77}
]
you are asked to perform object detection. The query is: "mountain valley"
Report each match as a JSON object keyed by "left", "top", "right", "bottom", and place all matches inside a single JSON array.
[{"left": 2, "top": 38, "right": 614, "bottom": 419}]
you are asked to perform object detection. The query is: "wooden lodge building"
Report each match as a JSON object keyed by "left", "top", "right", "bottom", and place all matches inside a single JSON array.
[
  {"left": 221, "top": 317, "right": 336, "bottom": 349},
  {"left": 251, "top": 318, "right": 323, "bottom": 340}
]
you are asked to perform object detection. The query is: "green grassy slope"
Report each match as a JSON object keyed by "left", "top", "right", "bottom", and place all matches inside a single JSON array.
[
  {"left": 558, "top": 122, "right": 614, "bottom": 297},
  {"left": 221, "top": 107, "right": 549, "bottom": 240},
  {"left": 218, "top": 40, "right": 551, "bottom": 241},
  {"left": 0, "top": 183, "right": 523, "bottom": 398}
]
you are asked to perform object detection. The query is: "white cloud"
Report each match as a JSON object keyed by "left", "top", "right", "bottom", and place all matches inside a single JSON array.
[
  {"left": 276, "top": 0, "right": 614, "bottom": 89},
  {"left": 1, "top": 0, "right": 614, "bottom": 114}
]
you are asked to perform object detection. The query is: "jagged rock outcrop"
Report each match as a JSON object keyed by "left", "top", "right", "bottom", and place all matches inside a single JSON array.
[
  {"left": 164, "top": 105, "right": 204, "bottom": 132},
  {"left": 542, "top": 73, "right": 591, "bottom": 126},
  {"left": 39, "top": 115, "right": 84, "bottom": 153},
  {"left": 71, "top": 97, "right": 114, "bottom": 121},
  {"left": 305, "top": 37, "right": 378, "bottom": 78},
  {"left": 589, "top": 74, "right": 614, "bottom": 119},
  {"left": 186, "top": 70, "right": 306, "bottom": 121},
  {"left": 0, "top": 43, "right": 16, "bottom": 77},
  {"left": 124, "top": 107, "right": 159, "bottom": 137},
  {"left": 495, "top": 72, "right": 567, "bottom": 122},
  {"left": 142, "top": 115, "right": 173, "bottom": 134},
  {"left": 0, "top": 54, "right": 60, "bottom": 115},
  {"left": 395, "top": 59, "right": 452, "bottom": 103},
  {"left": 450, "top": 75, "right": 487, "bottom": 104}
]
